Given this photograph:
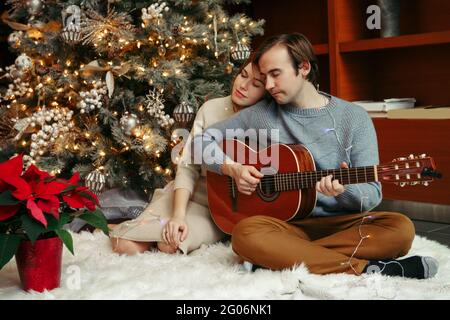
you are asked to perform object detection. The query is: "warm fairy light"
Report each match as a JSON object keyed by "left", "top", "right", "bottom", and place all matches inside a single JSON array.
[
  {"left": 57, "top": 88, "right": 64, "bottom": 93},
  {"left": 222, "top": 17, "right": 227, "bottom": 23},
  {"left": 113, "top": 111, "right": 118, "bottom": 116},
  {"left": 137, "top": 41, "right": 141, "bottom": 48},
  {"left": 162, "top": 71, "right": 169, "bottom": 77},
  {"left": 165, "top": 168, "right": 171, "bottom": 175},
  {"left": 99, "top": 151, "right": 106, "bottom": 157},
  {"left": 66, "top": 60, "right": 71, "bottom": 66},
  {"left": 85, "top": 133, "right": 90, "bottom": 138},
  {"left": 155, "top": 166, "right": 162, "bottom": 172},
  {"left": 21, "top": 140, "right": 27, "bottom": 146},
  {"left": 139, "top": 105, "right": 144, "bottom": 112}
]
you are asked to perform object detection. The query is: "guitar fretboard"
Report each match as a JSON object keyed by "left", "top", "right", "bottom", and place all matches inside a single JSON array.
[{"left": 260, "top": 166, "right": 378, "bottom": 192}]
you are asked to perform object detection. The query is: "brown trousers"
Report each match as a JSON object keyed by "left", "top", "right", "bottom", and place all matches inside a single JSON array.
[{"left": 232, "top": 212, "right": 415, "bottom": 275}]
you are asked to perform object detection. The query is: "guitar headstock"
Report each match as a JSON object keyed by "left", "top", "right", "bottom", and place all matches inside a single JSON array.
[{"left": 378, "top": 154, "right": 442, "bottom": 187}]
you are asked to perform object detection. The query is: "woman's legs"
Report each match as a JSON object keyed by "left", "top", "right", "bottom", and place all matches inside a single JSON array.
[{"left": 110, "top": 237, "right": 179, "bottom": 255}]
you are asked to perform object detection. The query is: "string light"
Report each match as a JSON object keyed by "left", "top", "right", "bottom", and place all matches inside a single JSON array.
[{"left": 343, "top": 215, "right": 376, "bottom": 275}]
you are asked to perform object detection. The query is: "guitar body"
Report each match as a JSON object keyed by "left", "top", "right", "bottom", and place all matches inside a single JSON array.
[{"left": 207, "top": 140, "right": 317, "bottom": 235}]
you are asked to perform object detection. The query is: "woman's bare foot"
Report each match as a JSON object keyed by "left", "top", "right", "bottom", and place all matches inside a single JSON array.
[{"left": 157, "top": 241, "right": 178, "bottom": 254}]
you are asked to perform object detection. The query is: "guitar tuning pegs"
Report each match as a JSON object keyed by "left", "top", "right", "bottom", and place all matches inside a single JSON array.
[
  {"left": 397, "top": 157, "right": 407, "bottom": 161},
  {"left": 422, "top": 181, "right": 429, "bottom": 186},
  {"left": 408, "top": 154, "right": 415, "bottom": 159},
  {"left": 419, "top": 154, "right": 427, "bottom": 158},
  {"left": 400, "top": 182, "right": 406, "bottom": 187},
  {"left": 410, "top": 181, "right": 418, "bottom": 186}
]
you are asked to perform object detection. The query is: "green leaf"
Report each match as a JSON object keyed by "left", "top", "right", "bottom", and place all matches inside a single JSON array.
[
  {"left": 56, "top": 229, "right": 74, "bottom": 255},
  {"left": 0, "top": 234, "right": 22, "bottom": 269},
  {"left": 79, "top": 209, "right": 109, "bottom": 235},
  {"left": 62, "top": 184, "right": 77, "bottom": 194},
  {"left": 0, "top": 190, "right": 21, "bottom": 206},
  {"left": 21, "top": 214, "right": 46, "bottom": 244}
]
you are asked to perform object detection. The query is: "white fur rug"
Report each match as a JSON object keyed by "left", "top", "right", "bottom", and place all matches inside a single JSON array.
[{"left": 1, "top": 231, "right": 450, "bottom": 300}]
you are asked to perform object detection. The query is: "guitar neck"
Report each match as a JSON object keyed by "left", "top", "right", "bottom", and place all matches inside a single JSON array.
[{"left": 267, "top": 166, "right": 378, "bottom": 191}]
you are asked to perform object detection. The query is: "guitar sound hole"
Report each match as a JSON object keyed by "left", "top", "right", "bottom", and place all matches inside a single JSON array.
[{"left": 257, "top": 176, "right": 279, "bottom": 202}]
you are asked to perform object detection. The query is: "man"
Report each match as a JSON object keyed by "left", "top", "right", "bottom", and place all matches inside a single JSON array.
[{"left": 194, "top": 33, "right": 438, "bottom": 279}]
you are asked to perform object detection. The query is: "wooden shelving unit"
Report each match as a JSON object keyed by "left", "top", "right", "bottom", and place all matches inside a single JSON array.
[
  {"left": 243, "top": 0, "right": 450, "bottom": 205},
  {"left": 340, "top": 30, "right": 450, "bottom": 52}
]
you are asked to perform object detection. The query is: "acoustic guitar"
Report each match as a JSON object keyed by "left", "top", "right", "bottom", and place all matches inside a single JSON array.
[{"left": 206, "top": 139, "right": 441, "bottom": 235}]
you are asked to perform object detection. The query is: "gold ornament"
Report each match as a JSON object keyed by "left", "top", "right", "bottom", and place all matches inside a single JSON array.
[
  {"left": 225, "top": 62, "right": 234, "bottom": 74},
  {"left": 157, "top": 45, "right": 166, "bottom": 57}
]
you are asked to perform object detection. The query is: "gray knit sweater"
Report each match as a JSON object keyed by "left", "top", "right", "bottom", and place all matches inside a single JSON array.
[{"left": 193, "top": 93, "right": 382, "bottom": 217}]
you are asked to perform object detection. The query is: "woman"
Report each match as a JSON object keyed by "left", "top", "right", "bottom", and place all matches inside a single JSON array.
[{"left": 110, "top": 57, "right": 266, "bottom": 255}]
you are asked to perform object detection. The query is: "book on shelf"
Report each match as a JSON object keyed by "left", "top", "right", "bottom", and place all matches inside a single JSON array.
[
  {"left": 354, "top": 98, "right": 416, "bottom": 112},
  {"left": 387, "top": 106, "right": 450, "bottom": 119}
]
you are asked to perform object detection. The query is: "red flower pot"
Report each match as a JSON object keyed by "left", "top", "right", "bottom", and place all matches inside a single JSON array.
[{"left": 15, "top": 236, "right": 63, "bottom": 292}]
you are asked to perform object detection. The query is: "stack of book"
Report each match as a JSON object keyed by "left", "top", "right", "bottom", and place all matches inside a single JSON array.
[{"left": 353, "top": 98, "right": 416, "bottom": 118}]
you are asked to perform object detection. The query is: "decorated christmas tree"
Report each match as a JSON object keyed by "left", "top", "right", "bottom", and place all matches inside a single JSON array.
[{"left": 0, "top": 0, "right": 264, "bottom": 199}]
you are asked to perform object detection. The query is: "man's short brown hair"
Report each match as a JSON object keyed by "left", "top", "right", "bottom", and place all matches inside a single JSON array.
[{"left": 253, "top": 33, "right": 320, "bottom": 88}]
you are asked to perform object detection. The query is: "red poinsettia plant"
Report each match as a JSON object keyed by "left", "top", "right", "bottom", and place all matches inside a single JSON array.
[{"left": 0, "top": 155, "right": 109, "bottom": 269}]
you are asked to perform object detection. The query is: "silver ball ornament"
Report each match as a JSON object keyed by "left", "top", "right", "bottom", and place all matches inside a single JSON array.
[{"left": 120, "top": 112, "right": 140, "bottom": 136}]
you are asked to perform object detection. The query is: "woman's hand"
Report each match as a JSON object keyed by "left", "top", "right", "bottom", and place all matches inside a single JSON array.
[{"left": 162, "top": 217, "right": 189, "bottom": 248}]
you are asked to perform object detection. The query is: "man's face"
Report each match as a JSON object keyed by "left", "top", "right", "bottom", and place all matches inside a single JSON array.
[{"left": 258, "top": 44, "right": 305, "bottom": 105}]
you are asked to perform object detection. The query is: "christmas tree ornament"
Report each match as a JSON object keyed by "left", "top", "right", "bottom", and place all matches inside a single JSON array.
[
  {"left": 8, "top": 31, "right": 24, "bottom": 49},
  {"left": 157, "top": 45, "right": 166, "bottom": 57},
  {"left": 172, "top": 24, "right": 181, "bottom": 36},
  {"left": 20, "top": 108, "right": 74, "bottom": 164},
  {"left": 120, "top": 112, "right": 140, "bottom": 136},
  {"left": 145, "top": 88, "right": 174, "bottom": 129},
  {"left": 84, "top": 170, "right": 106, "bottom": 194},
  {"left": 15, "top": 53, "right": 33, "bottom": 72},
  {"left": 35, "top": 64, "right": 49, "bottom": 76},
  {"left": 27, "top": 0, "right": 44, "bottom": 17},
  {"left": 77, "top": 81, "right": 107, "bottom": 114},
  {"left": 165, "top": 37, "right": 176, "bottom": 49},
  {"left": 141, "top": 2, "right": 169, "bottom": 25},
  {"left": 225, "top": 62, "right": 234, "bottom": 74},
  {"left": 61, "top": 5, "right": 82, "bottom": 45},
  {"left": 231, "top": 42, "right": 251, "bottom": 62},
  {"left": 173, "top": 101, "right": 195, "bottom": 126}
]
